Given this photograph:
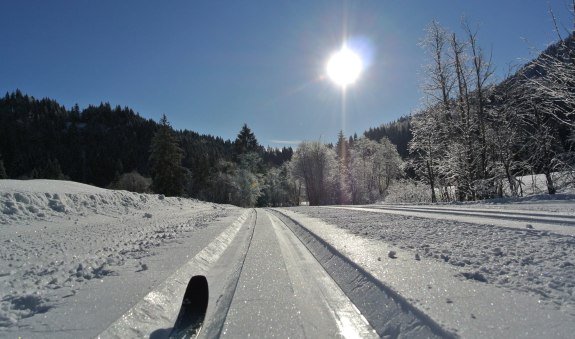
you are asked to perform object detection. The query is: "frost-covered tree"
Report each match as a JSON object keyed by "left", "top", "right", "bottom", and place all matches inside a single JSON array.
[
  {"left": 409, "top": 107, "right": 446, "bottom": 202},
  {"left": 486, "top": 70, "right": 526, "bottom": 197},
  {"left": 464, "top": 20, "right": 496, "bottom": 181},
  {"left": 335, "top": 130, "right": 352, "bottom": 204},
  {"left": 506, "top": 31, "right": 575, "bottom": 195},
  {"left": 110, "top": 171, "right": 152, "bottom": 193},
  {"left": 231, "top": 153, "right": 263, "bottom": 207},
  {"left": 412, "top": 20, "right": 499, "bottom": 201},
  {"left": 377, "top": 137, "right": 404, "bottom": 191},
  {"left": 149, "top": 114, "right": 187, "bottom": 196},
  {"left": 206, "top": 160, "right": 237, "bottom": 203},
  {"left": 411, "top": 21, "right": 455, "bottom": 202},
  {"left": 349, "top": 137, "right": 403, "bottom": 204},
  {"left": 420, "top": 21, "right": 454, "bottom": 110},
  {"left": 290, "top": 141, "right": 337, "bottom": 205},
  {"left": 260, "top": 165, "right": 295, "bottom": 207}
]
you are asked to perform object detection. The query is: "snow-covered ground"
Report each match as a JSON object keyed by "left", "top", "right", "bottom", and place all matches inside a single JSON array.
[
  {"left": 2, "top": 178, "right": 575, "bottom": 337},
  {"left": 287, "top": 204, "right": 575, "bottom": 313},
  {"left": 512, "top": 172, "right": 574, "bottom": 197},
  {"left": 0, "top": 180, "right": 241, "bottom": 337},
  {"left": 284, "top": 199, "right": 575, "bottom": 336}
]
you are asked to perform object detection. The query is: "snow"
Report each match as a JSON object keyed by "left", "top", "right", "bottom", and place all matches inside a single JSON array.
[
  {"left": 281, "top": 201, "right": 575, "bottom": 336},
  {"left": 0, "top": 179, "right": 242, "bottom": 337},
  {"left": 101, "top": 210, "right": 251, "bottom": 338},
  {"left": 220, "top": 211, "right": 377, "bottom": 338},
  {"left": 2, "top": 178, "right": 575, "bottom": 337}
]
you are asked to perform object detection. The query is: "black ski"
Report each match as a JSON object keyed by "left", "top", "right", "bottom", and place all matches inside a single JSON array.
[{"left": 169, "top": 275, "right": 209, "bottom": 339}]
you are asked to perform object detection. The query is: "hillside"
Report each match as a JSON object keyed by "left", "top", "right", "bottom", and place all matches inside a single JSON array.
[{"left": 0, "top": 92, "right": 292, "bottom": 202}]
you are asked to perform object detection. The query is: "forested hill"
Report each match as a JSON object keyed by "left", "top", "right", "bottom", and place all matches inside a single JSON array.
[
  {"left": 0, "top": 90, "right": 293, "bottom": 200},
  {"left": 363, "top": 33, "right": 574, "bottom": 163},
  {"left": 364, "top": 116, "right": 412, "bottom": 159}
]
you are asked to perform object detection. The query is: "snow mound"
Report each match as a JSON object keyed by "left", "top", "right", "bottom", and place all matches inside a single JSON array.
[
  {"left": 0, "top": 179, "right": 191, "bottom": 224},
  {"left": 0, "top": 179, "right": 234, "bottom": 329}
]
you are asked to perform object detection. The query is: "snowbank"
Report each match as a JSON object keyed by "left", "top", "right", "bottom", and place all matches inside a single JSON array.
[{"left": 0, "top": 179, "right": 192, "bottom": 224}]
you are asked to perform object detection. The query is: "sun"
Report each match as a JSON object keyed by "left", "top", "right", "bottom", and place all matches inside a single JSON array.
[{"left": 326, "top": 46, "right": 363, "bottom": 87}]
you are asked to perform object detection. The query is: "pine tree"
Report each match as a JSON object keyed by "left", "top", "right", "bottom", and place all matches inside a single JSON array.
[
  {"left": 0, "top": 157, "right": 7, "bottom": 179},
  {"left": 234, "top": 124, "right": 259, "bottom": 157},
  {"left": 149, "top": 114, "right": 187, "bottom": 196},
  {"left": 42, "top": 158, "right": 66, "bottom": 179}
]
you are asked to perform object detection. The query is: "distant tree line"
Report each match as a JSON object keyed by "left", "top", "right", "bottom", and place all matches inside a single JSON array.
[
  {"left": 364, "top": 116, "right": 412, "bottom": 159},
  {"left": 0, "top": 91, "right": 293, "bottom": 206},
  {"left": 0, "top": 89, "right": 404, "bottom": 206}
]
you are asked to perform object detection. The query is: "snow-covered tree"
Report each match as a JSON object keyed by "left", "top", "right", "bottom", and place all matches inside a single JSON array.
[
  {"left": 290, "top": 141, "right": 337, "bottom": 205},
  {"left": 349, "top": 137, "right": 403, "bottom": 204}
]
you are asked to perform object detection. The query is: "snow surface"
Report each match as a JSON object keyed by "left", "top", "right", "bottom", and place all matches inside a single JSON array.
[
  {"left": 284, "top": 201, "right": 575, "bottom": 336},
  {"left": 0, "top": 179, "right": 241, "bottom": 337},
  {"left": 288, "top": 204, "right": 575, "bottom": 314},
  {"left": 277, "top": 208, "right": 575, "bottom": 337},
  {"left": 2, "top": 178, "right": 575, "bottom": 338}
]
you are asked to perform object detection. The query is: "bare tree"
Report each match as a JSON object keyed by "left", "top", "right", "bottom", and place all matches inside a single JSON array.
[
  {"left": 412, "top": 21, "right": 456, "bottom": 202},
  {"left": 464, "top": 21, "right": 496, "bottom": 181}
]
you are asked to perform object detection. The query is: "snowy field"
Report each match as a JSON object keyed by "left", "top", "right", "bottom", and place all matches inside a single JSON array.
[{"left": 0, "top": 180, "right": 241, "bottom": 337}]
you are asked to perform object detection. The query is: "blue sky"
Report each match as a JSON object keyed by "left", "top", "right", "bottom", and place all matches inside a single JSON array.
[{"left": 1, "top": 1, "right": 572, "bottom": 146}]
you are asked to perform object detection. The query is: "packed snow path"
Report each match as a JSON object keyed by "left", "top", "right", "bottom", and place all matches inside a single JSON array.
[
  {"left": 104, "top": 209, "right": 449, "bottom": 338},
  {"left": 332, "top": 204, "right": 575, "bottom": 235},
  {"left": 220, "top": 210, "right": 378, "bottom": 338}
]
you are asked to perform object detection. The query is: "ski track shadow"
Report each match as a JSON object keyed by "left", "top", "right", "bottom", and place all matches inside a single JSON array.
[{"left": 149, "top": 327, "right": 172, "bottom": 339}]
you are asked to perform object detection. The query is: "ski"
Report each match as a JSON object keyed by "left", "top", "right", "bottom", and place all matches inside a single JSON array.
[{"left": 169, "top": 275, "right": 209, "bottom": 339}]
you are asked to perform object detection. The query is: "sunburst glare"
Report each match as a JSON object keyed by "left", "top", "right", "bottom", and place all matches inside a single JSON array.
[{"left": 326, "top": 45, "right": 364, "bottom": 87}]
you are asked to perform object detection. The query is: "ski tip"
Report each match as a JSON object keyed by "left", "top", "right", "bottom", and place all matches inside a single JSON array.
[{"left": 169, "top": 275, "right": 209, "bottom": 338}]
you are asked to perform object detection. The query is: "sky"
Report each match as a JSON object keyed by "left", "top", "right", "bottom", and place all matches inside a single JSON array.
[{"left": 1, "top": 1, "right": 573, "bottom": 147}]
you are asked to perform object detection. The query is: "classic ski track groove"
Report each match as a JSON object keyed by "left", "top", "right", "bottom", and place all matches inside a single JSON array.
[
  {"left": 268, "top": 209, "right": 457, "bottom": 338},
  {"left": 97, "top": 210, "right": 252, "bottom": 338},
  {"left": 198, "top": 209, "right": 257, "bottom": 338},
  {"left": 360, "top": 205, "right": 575, "bottom": 225},
  {"left": 328, "top": 206, "right": 575, "bottom": 235},
  {"left": 265, "top": 210, "right": 377, "bottom": 338}
]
